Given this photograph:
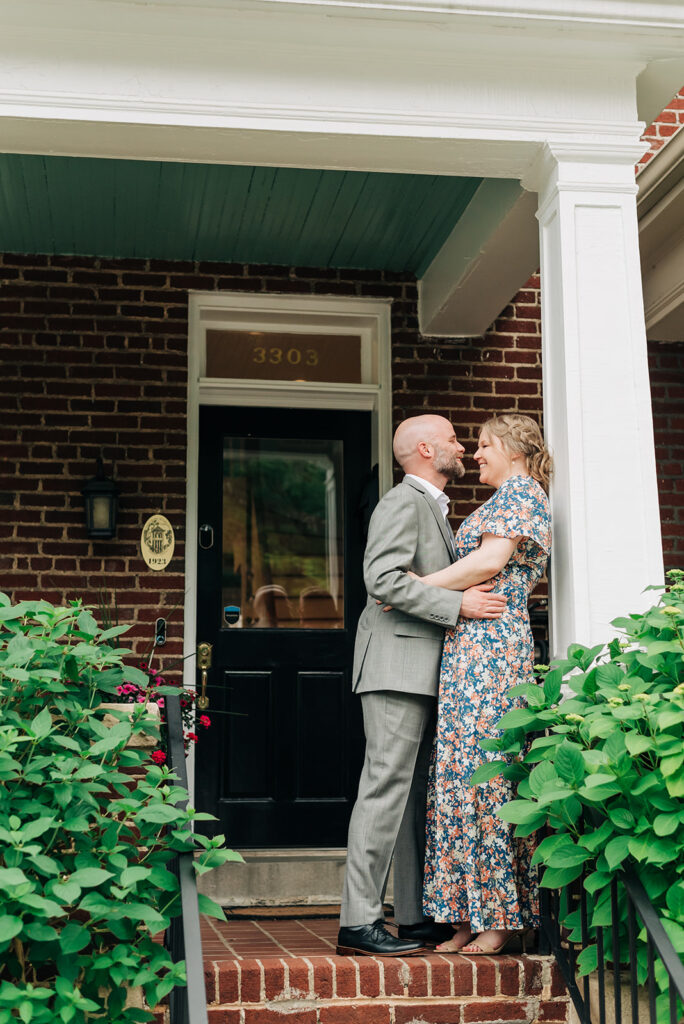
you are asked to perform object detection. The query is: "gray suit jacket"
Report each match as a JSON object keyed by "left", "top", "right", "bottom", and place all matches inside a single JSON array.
[{"left": 352, "top": 477, "right": 463, "bottom": 697}]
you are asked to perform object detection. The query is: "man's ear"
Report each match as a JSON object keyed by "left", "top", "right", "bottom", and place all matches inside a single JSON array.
[{"left": 417, "top": 441, "right": 432, "bottom": 460}]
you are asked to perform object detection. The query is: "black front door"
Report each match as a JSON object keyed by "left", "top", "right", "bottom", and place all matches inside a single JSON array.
[{"left": 195, "top": 405, "right": 370, "bottom": 847}]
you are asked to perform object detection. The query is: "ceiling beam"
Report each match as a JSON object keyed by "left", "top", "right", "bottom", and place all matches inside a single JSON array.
[{"left": 418, "top": 180, "right": 539, "bottom": 337}]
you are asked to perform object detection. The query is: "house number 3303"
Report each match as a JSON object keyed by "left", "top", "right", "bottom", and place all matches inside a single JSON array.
[{"left": 252, "top": 346, "right": 319, "bottom": 366}]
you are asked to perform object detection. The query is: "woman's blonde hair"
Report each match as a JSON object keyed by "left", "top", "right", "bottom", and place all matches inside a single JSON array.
[{"left": 480, "top": 414, "right": 553, "bottom": 492}]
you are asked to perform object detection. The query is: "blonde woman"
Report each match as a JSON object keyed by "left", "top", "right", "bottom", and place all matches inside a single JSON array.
[{"left": 416, "top": 414, "right": 552, "bottom": 955}]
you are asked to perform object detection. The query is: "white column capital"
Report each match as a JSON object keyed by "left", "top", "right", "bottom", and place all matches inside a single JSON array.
[{"left": 522, "top": 140, "right": 647, "bottom": 215}]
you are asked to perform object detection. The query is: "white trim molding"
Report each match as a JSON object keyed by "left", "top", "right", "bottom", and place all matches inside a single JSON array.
[{"left": 183, "top": 291, "right": 392, "bottom": 715}]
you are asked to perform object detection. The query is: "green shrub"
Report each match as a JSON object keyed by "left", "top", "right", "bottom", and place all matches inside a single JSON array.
[
  {"left": 0, "top": 595, "right": 237, "bottom": 1023},
  {"left": 472, "top": 570, "right": 684, "bottom": 1022}
]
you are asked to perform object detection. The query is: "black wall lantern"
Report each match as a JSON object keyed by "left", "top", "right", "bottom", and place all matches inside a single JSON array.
[{"left": 82, "top": 458, "right": 119, "bottom": 539}]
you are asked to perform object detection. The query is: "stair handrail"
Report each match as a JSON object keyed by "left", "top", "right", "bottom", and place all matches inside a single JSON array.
[
  {"left": 540, "top": 867, "right": 684, "bottom": 1024},
  {"left": 164, "top": 691, "right": 209, "bottom": 1024}
]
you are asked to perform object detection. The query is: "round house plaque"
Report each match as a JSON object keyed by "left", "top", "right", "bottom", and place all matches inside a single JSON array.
[{"left": 140, "top": 514, "right": 175, "bottom": 571}]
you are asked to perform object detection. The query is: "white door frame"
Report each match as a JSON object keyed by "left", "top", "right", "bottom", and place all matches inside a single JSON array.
[{"left": 183, "top": 291, "right": 392, "bottom": 788}]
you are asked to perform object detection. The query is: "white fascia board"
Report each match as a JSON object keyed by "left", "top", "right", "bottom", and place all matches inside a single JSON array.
[
  {"left": 418, "top": 180, "right": 539, "bottom": 337},
  {"left": 0, "top": 0, "right": 670, "bottom": 172}
]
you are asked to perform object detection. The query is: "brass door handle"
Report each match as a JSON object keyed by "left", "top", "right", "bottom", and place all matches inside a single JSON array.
[{"left": 197, "top": 641, "right": 212, "bottom": 710}]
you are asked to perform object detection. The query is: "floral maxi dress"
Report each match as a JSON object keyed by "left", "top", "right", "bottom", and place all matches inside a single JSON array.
[{"left": 423, "top": 474, "right": 551, "bottom": 931}]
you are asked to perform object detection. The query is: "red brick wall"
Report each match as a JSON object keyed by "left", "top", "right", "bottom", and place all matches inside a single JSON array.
[
  {"left": 648, "top": 341, "right": 684, "bottom": 571},
  {"left": 1, "top": 254, "right": 476, "bottom": 674}
]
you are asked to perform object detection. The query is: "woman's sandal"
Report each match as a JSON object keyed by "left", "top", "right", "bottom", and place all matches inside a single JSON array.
[
  {"left": 460, "top": 929, "right": 530, "bottom": 955},
  {"left": 435, "top": 923, "right": 476, "bottom": 953}
]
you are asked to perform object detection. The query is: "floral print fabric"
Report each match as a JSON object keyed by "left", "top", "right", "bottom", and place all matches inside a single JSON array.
[{"left": 423, "top": 474, "right": 551, "bottom": 930}]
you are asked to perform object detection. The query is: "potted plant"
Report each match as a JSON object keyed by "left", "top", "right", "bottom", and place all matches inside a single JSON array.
[{"left": 0, "top": 595, "right": 236, "bottom": 1023}]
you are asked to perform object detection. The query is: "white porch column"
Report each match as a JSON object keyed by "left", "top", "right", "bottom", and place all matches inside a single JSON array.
[{"left": 528, "top": 145, "right": 665, "bottom": 658}]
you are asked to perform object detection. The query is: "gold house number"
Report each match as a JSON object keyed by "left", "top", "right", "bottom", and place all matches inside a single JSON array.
[{"left": 252, "top": 346, "right": 319, "bottom": 366}]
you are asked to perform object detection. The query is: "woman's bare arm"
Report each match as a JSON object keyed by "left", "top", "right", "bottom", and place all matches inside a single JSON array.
[{"left": 416, "top": 533, "right": 519, "bottom": 591}]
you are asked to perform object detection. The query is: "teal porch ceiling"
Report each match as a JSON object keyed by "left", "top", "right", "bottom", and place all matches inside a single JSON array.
[{"left": 0, "top": 154, "right": 484, "bottom": 274}]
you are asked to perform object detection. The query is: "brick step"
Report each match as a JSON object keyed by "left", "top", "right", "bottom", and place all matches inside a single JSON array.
[{"left": 195, "top": 953, "right": 569, "bottom": 1024}]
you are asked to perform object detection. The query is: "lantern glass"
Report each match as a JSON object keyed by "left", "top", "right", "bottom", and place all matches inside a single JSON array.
[{"left": 82, "top": 459, "right": 119, "bottom": 539}]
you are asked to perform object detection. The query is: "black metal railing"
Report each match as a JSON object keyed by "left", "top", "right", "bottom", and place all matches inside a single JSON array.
[
  {"left": 540, "top": 869, "right": 684, "bottom": 1024},
  {"left": 164, "top": 692, "right": 209, "bottom": 1024}
]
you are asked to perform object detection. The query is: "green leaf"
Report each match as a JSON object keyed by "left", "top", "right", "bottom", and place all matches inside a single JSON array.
[
  {"left": 497, "top": 800, "right": 545, "bottom": 825},
  {"left": 134, "top": 803, "right": 184, "bottom": 824},
  {"left": 540, "top": 863, "right": 584, "bottom": 888},
  {"left": 584, "top": 871, "right": 611, "bottom": 895},
  {"left": 555, "top": 741, "right": 585, "bottom": 786},
  {"left": 59, "top": 923, "right": 91, "bottom": 954},
  {"left": 68, "top": 868, "right": 113, "bottom": 888},
  {"left": 89, "top": 722, "right": 131, "bottom": 756},
  {"left": 653, "top": 812, "right": 682, "bottom": 836},
  {"left": 543, "top": 669, "right": 562, "bottom": 705},
  {"left": 469, "top": 761, "right": 507, "bottom": 785},
  {"left": 581, "top": 821, "right": 615, "bottom": 852},
  {"left": 29, "top": 855, "right": 60, "bottom": 877},
  {"left": 666, "top": 883, "right": 684, "bottom": 919},
  {"left": 661, "top": 919, "right": 684, "bottom": 954},
  {"left": 625, "top": 733, "right": 654, "bottom": 756},
  {"left": 632, "top": 772, "right": 660, "bottom": 795},
  {"left": 604, "top": 836, "right": 631, "bottom": 870},
  {"left": 29, "top": 707, "right": 52, "bottom": 740},
  {"left": 22, "top": 894, "right": 65, "bottom": 917},
  {"left": 528, "top": 760, "right": 560, "bottom": 797},
  {"left": 661, "top": 753, "right": 684, "bottom": 777},
  {"left": 577, "top": 944, "right": 598, "bottom": 976},
  {"left": 608, "top": 807, "right": 635, "bottom": 830},
  {"left": 0, "top": 915, "right": 23, "bottom": 942},
  {"left": 120, "top": 866, "right": 151, "bottom": 887},
  {"left": 628, "top": 836, "right": 652, "bottom": 861},
  {"left": 24, "top": 921, "right": 59, "bottom": 942},
  {"left": 0, "top": 867, "right": 31, "bottom": 890},
  {"left": 21, "top": 817, "right": 56, "bottom": 842},
  {"left": 665, "top": 775, "right": 684, "bottom": 798},
  {"left": 197, "top": 893, "right": 227, "bottom": 921}
]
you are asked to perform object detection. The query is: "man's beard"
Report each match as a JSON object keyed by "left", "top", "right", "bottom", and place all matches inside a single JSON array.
[{"left": 434, "top": 447, "right": 465, "bottom": 480}]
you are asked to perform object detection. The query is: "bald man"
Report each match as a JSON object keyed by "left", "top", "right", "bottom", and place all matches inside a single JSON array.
[{"left": 337, "top": 415, "right": 507, "bottom": 957}]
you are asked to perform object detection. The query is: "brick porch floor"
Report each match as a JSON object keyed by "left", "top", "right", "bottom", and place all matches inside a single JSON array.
[{"left": 152, "top": 913, "right": 570, "bottom": 1024}]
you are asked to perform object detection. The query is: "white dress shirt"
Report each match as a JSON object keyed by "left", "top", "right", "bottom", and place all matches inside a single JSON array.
[{"left": 404, "top": 474, "right": 450, "bottom": 521}]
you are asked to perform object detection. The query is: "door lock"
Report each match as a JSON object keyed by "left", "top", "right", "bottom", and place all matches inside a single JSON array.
[{"left": 197, "top": 642, "right": 212, "bottom": 710}]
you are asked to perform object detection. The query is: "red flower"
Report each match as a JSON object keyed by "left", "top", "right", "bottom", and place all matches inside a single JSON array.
[
  {"left": 199, "top": 715, "right": 211, "bottom": 728},
  {"left": 151, "top": 750, "right": 166, "bottom": 765},
  {"left": 186, "top": 732, "right": 198, "bottom": 744}
]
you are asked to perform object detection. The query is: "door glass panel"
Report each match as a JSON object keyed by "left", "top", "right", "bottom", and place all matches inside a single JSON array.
[{"left": 221, "top": 437, "right": 344, "bottom": 629}]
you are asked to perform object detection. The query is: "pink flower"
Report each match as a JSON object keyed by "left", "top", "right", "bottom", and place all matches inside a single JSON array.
[
  {"left": 151, "top": 750, "right": 166, "bottom": 765},
  {"left": 199, "top": 715, "right": 211, "bottom": 728},
  {"left": 157, "top": 697, "right": 165, "bottom": 707}
]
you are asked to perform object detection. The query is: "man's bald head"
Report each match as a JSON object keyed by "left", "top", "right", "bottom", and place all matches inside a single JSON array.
[{"left": 393, "top": 415, "right": 465, "bottom": 483}]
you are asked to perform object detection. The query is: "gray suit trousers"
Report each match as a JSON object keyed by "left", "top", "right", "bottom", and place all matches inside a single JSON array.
[{"left": 340, "top": 690, "right": 436, "bottom": 927}]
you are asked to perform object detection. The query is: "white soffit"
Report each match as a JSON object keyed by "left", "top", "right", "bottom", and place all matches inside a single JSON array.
[
  {"left": 637, "top": 59, "right": 684, "bottom": 124},
  {"left": 638, "top": 127, "right": 684, "bottom": 342},
  {"left": 418, "top": 180, "right": 539, "bottom": 337}
]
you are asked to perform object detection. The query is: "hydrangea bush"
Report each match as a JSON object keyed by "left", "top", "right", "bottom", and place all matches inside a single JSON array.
[
  {"left": 0, "top": 596, "right": 237, "bottom": 1023},
  {"left": 472, "top": 570, "right": 684, "bottom": 1023}
]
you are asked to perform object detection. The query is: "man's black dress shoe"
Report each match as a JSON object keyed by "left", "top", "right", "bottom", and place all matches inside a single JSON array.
[
  {"left": 397, "top": 919, "right": 455, "bottom": 947},
  {"left": 337, "top": 920, "right": 428, "bottom": 957}
]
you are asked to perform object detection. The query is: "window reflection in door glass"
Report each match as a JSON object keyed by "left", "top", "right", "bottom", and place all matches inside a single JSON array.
[{"left": 222, "top": 438, "right": 344, "bottom": 629}]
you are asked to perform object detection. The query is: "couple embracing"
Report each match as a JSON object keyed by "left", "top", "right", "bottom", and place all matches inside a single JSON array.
[{"left": 338, "top": 413, "right": 552, "bottom": 958}]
